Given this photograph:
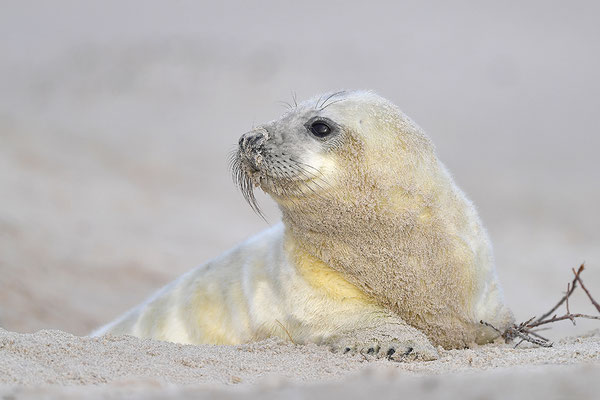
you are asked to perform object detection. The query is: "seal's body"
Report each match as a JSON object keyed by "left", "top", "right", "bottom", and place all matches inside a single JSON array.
[
  {"left": 93, "top": 224, "right": 437, "bottom": 359},
  {"left": 93, "top": 91, "right": 513, "bottom": 359}
]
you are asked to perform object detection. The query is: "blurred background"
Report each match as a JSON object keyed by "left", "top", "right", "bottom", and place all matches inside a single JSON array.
[{"left": 1, "top": 0, "right": 599, "bottom": 339}]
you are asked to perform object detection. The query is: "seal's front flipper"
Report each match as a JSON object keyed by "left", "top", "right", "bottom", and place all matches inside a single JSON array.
[{"left": 328, "top": 321, "right": 439, "bottom": 362}]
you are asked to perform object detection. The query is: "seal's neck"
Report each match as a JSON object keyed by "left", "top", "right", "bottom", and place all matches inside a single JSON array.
[{"left": 282, "top": 231, "right": 375, "bottom": 303}]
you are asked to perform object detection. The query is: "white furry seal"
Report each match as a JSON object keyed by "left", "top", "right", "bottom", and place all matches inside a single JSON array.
[{"left": 93, "top": 91, "right": 513, "bottom": 360}]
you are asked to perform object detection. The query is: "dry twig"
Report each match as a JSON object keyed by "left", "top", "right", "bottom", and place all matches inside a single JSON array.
[
  {"left": 275, "top": 319, "right": 296, "bottom": 344},
  {"left": 535, "top": 264, "right": 583, "bottom": 323},
  {"left": 481, "top": 263, "right": 600, "bottom": 348},
  {"left": 572, "top": 267, "right": 600, "bottom": 313}
]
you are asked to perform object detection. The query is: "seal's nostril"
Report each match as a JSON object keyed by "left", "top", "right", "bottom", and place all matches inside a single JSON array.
[
  {"left": 239, "top": 131, "right": 266, "bottom": 151},
  {"left": 247, "top": 134, "right": 261, "bottom": 147}
]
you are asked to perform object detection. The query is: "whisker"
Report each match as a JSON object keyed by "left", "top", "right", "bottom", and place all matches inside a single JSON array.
[
  {"left": 277, "top": 100, "right": 293, "bottom": 111},
  {"left": 227, "top": 148, "right": 240, "bottom": 169},
  {"left": 320, "top": 98, "right": 346, "bottom": 111},
  {"left": 293, "top": 168, "right": 334, "bottom": 200},
  {"left": 293, "top": 170, "right": 331, "bottom": 201},
  {"left": 269, "top": 163, "right": 319, "bottom": 205},
  {"left": 229, "top": 150, "right": 267, "bottom": 222},
  {"left": 285, "top": 161, "right": 335, "bottom": 202},
  {"left": 318, "top": 90, "right": 346, "bottom": 110},
  {"left": 314, "top": 94, "right": 324, "bottom": 110},
  {"left": 288, "top": 157, "right": 334, "bottom": 189}
]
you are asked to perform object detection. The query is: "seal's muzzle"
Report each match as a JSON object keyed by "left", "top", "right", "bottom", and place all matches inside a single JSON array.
[
  {"left": 239, "top": 129, "right": 268, "bottom": 152},
  {"left": 238, "top": 129, "right": 269, "bottom": 172}
]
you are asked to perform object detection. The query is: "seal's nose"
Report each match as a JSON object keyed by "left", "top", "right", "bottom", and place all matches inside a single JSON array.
[{"left": 238, "top": 129, "right": 268, "bottom": 152}]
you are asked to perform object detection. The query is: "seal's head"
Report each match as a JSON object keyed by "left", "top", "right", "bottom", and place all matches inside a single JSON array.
[{"left": 231, "top": 90, "right": 433, "bottom": 219}]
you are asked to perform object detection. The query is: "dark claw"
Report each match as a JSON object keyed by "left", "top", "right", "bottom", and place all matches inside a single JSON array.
[
  {"left": 367, "top": 347, "right": 375, "bottom": 354},
  {"left": 403, "top": 347, "right": 414, "bottom": 356},
  {"left": 344, "top": 347, "right": 352, "bottom": 354},
  {"left": 386, "top": 348, "right": 396, "bottom": 358}
]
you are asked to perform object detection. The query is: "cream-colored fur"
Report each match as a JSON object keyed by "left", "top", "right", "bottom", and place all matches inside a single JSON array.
[
  {"left": 93, "top": 91, "right": 513, "bottom": 357},
  {"left": 92, "top": 224, "right": 437, "bottom": 360}
]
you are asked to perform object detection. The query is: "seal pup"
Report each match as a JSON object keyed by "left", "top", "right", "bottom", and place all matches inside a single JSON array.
[{"left": 93, "top": 91, "right": 513, "bottom": 359}]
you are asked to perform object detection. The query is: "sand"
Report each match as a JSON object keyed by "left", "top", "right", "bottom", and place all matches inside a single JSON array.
[
  {"left": 1, "top": 329, "right": 599, "bottom": 399},
  {"left": 1, "top": 1, "right": 600, "bottom": 399}
]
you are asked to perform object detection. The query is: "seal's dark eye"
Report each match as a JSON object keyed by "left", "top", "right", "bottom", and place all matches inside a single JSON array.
[{"left": 309, "top": 121, "right": 332, "bottom": 138}]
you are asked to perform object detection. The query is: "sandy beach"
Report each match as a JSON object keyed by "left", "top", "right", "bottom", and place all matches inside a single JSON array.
[
  {"left": 1, "top": 1, "right": 599, "bottom": 398},
  {"left": 1, "top": 329, "right": 600, "bottom": 399}
]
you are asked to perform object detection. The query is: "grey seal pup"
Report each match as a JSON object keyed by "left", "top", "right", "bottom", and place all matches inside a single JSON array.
[{"left": 93, "top": 90, "right": 514, "bottom": 360}]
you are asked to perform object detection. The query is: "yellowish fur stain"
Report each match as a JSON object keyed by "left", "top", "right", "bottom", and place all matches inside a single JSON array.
[
  {"left": 188, "top": 282, "right": 238, "bottom": 345},
  {"left": 284, "top": 235, "right": 374, "bottom": 304}
]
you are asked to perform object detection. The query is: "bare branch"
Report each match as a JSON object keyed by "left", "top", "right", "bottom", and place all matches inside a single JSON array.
[
  {"left": 527, "top": 330, "right": 549, "bottom": 342},
  {"left": 565, "top": 283, "right": 576, "bottom": 325},
  {"left": 509, "top": 329, "right": 553, "bottom": 348},
  {"left": 572, "top": 266, "right": 600, "bottom": 313},
  {"left": 480, "top": 263, "right": 599, "bottom": 349},
  {"left": 480, "top": 320, "right": 502, "bottom": 335},
  {"left": 527, "top": 313, "right": 600, "bottom": 329},
  {"left": 535, "top": 264, "right": 583, "bottom": 323}
]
